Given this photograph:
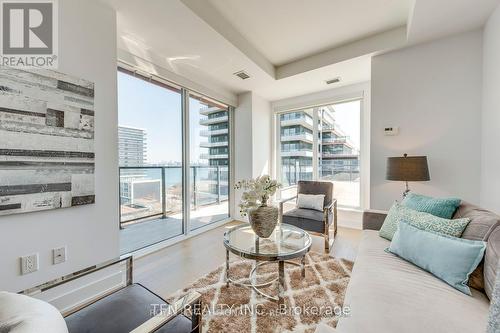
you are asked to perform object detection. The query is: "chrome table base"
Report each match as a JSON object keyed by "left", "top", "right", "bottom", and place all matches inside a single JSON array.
[{"left": 225, "top": 250, "right": 306, "bottom": 305}]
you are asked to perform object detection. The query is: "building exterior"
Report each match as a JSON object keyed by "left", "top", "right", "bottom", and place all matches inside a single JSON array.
[
  {"left": 118, "top": 126, "right": 147, "bottom": 167},
  {"left": 118, "top": 126, "right": 150, "bottom": 210},
  {"left": 280, "top": 111, "right": 315, "bottom": 186},
  {"left": 199, "top": 106, "right": 229, "bottom": 198},
  {"left": 319, "top": 108, "right": 360, "bottom": 183},
  {"left": 279, "top": 108, "right": 359, "bottom": 187}
]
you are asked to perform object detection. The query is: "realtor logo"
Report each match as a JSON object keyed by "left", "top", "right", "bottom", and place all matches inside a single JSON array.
[{"left": 1, "top": 0, "right": 58, "bottom": 68}]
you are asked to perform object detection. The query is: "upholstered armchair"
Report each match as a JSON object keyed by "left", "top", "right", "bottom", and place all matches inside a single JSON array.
[{"left": 279, "top": 180, "right": 337, "bottom": 252}]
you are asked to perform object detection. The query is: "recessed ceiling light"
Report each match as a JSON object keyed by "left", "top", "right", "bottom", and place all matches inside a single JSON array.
[
  {"left": 233, "top": 70, "right": 250, "bottom": 80},
  {"left": 326, "top": 77, "right": 341, "bottom": 85}
]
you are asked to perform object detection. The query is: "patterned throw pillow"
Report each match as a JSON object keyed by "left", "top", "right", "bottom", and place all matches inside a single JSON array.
[
  {"left": 401, "top": 192, "right": 461, "bottom": 219},
  {"left": 379, "top": 203, "right": 470, "bottom": 241}
]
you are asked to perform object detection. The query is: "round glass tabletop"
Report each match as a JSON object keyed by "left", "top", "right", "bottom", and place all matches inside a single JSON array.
[{"left": 223, "top": 223, "right": 312, "bottom": 261}]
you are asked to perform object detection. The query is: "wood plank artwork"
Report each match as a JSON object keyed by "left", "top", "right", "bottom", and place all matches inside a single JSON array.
[{"left": 0, "top": 67, "right": 95, "bottom": 216}]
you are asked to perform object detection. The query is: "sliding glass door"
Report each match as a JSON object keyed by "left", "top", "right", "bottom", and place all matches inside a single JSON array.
[
  {"left": 276, "top": 100, "right": 361, "bottom": 209},
  {"left": 189, "top": 93, "right": 230, "bottom": 230},
  {"left": 318, "top": 100, "right": 361, "bottom": 208},
  {"left": 118, "top": 69, "right": 232, "bottom": 254}
]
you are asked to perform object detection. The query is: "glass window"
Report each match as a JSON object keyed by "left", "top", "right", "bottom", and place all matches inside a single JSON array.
[
  {"left": 189, "top": 93, "right": 230, "bottom": 231},
  {"left": 278, "top": 110, "right": 314, "bottom": 197},
  {"left": 117, "top": 70, "right": 183, "bottom": 254},
  {"left": 319, "top": 100, "right": 361, "bottom": 208},
  {"left": 277, "top": 100, "right": 361, "bottom": 208}
]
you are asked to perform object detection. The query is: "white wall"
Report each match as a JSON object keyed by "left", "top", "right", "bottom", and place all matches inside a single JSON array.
[
  {"left": 481, "top": 4, "right": 500, "bottom": 214},
  {"left": 0, "top": 0, "right": 119, "bottom": 292},
  {"left": 370, "top": 30, "right": 483, "bottom": 210},
  {"left": 233, "top": 92, "right": 272, "bottom": 220},
  {"left": 251, "top": 94, "right": 272, "bottom": 177}
]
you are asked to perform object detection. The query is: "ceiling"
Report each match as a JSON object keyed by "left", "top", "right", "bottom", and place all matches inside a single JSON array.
[
  {"left": 208, "top": 0, "right": 410, "bottom": 66},
  {"left": 99, "top": 0, "right": 499, "bottom": 102}
]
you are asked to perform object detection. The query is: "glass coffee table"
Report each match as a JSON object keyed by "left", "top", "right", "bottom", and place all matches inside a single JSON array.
[{"left": 223, "top": 223, "right": 312, "bottom": 305}]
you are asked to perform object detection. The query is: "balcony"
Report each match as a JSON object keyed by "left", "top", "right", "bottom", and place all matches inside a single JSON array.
[
  {"left": 280, "top": 150, "right": 313, "bottom": 157},
  {"left": 119, "top": 166, "right": 229, "bottom": 254},
  {"left": 199, "top": 106, "right": 225, "bottom": 115},
  {"left": 322, "top": 152, "right": 359, "bottom": 159},
  {"left": 280, "top": 116, "right": 313, "bottom": 129},
  {"left": 200, "top": 128, "right": 228, "bottom": 136},
  {"left": 321, "top": 136, "right": 347, "bottom": 144},
  {"left": 321, "top": 124, "right": 345, "bottom": 136},
  {"left": 200, "top": 153, "right": 228, "bottom": 159},
  {"left": 280, "top": 132, "right": 313, "bottom": 143},
  {"left": 199, "top": 141, "right": 228, "bottom": 148},
  {"left": 199, "top": 115, "right": 228, "bottom": 125}
]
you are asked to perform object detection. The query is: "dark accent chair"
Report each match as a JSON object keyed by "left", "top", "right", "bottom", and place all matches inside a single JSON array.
[
  {"left": 20, "top": 257, "right": 201, "bottom": 333},
  {"left": 279, "top": 180, "right": 337, "bottom": 252}
]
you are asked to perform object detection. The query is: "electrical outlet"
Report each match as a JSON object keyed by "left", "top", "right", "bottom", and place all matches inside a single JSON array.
[
  {"left": 52, "top": 247, "right": 66, "bottom": 265},
  {"left": 21, "top": 253, "right": 39, "bottom": 275}
]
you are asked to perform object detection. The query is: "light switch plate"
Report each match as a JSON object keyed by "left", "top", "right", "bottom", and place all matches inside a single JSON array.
[
  {"left": 21, "top": 253, "right": 39, "bottom": 275},
  {"left": 384, "top": 126, "right": 399, "bottom": 136},
  {"left": 53, "top": 247, "right": 66, "bottom": 265}
]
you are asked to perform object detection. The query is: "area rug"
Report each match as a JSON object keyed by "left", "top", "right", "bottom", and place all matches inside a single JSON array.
[{"left": 167, "top": 252, "right": 353, "bottom": 333}]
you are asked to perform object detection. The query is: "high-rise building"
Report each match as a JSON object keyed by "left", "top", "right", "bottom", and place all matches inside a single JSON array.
[
  {"left": 319, "top": 108, "right": 359, "bottom": 182},
  {"left": 199, "top": 106, "right": 229, "bottom": 197},
  {"left": 118, "top": 126, "right": 147, "bottom": 167},
  {"left": 118, "top": 126, "right": 149, "bottom": 208},
  {"left": 279, "top": 108, "right": 359, "bottom": 186},
  {"left": 280, "top": 111, "right": 314, "bottom": 186}
]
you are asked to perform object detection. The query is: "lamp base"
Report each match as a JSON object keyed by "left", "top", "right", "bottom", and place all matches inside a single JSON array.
[{"left": 402, "top": 181, "right": 410, "bottom": 199}]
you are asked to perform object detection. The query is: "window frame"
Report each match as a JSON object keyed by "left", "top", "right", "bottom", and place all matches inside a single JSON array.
[
  {"left": 272, "top": 86, "right": 369, "bottom": 211},
  {"left": 117, "top": 65, "right": 235, "bottom": 254}
]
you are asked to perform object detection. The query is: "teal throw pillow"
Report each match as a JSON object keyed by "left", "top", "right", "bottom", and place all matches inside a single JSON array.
[
  {"left": 388, "top": 221, "right": 486, "bottom": 295},
  {"left": 379, "top": 202, "right": 470, "bottom": 241},
  {"left": 402, "top": 192, "right": 461, "bottom": 219}
]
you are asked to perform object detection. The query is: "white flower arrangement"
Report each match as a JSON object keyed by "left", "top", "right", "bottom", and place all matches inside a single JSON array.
[{"left": 234, "top": 175, "right": 282, "bottom": 216}]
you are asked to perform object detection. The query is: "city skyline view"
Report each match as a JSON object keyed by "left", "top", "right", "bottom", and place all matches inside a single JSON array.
[{"left": 118, "top": 71, "right": 213, "bottom": 165}]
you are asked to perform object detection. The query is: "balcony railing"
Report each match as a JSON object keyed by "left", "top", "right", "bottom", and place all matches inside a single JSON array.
[
  {"left": 200, "top": 128, "right": 228, "bottom": 136},
  {"left": 119, "top": 166, "right": 229, "bottom": 227},
  {"left": 321, "top": 136, "right": 347, "bottom": 144},
  {"left": 199, "top": 115, "right": 229, "bottom": 125}
]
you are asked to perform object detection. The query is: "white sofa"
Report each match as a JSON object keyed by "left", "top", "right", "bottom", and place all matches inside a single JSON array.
[{"left": 331, "top": 203, "right": 500, "bottom": 333}]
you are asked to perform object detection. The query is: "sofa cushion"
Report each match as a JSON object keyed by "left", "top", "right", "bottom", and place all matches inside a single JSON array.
[
  {"left": 486, "top": 262, "right": 500, "bottom": 333},
  {"left": 65, "top": 284, "right": 192, "bottom": 333},
  {"left": 336, "top": 231, "right": 490, "bottom": 333},
  {"left": 283, "top": 208, "right": 330, "bottom": 233},
  {"left": 454, "top": 202, "right": 500, "bottom": 241},
  {"left": 297, "top": 193, "right": 325, "bottom": 211},
  {"left": 0, "top": 292, "right": 68, "bottom": 333},
  {"left": 388, "top": 221, "right": 486, "bottom": 295},
  {"left": 402, "top": 192, "right": 461, "bottom": 219},
  {"left": 453, "top": 202, "right": 500, "bottom": 293},
  {"left": 379, "top": 203, "right": 470, "bottom": 240},
  {"left": 297, "top": 180, "right": 333, "bottom": 207},
  {"left": 485, "top": 226, "right": 500, "bottom": 300}
]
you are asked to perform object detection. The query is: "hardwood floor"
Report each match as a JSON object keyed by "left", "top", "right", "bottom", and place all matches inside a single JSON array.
[{"left": 134, "top": 221, "right": 362, "bottom": 299}]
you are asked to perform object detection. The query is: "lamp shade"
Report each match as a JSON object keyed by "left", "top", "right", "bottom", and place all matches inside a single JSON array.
[{"left": 386, "top": 154, "right": 430, "bottom": 182}]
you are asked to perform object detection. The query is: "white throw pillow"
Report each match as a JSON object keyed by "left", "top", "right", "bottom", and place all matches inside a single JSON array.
[
  {"left": 0, "top": 291, "right": 68, "bottom": 333},
  {"left": 296, "top": 193, "right": 325, "bottom": 211}
]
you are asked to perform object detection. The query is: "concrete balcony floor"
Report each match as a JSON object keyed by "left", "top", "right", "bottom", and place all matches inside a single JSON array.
[{"left": 119, "top": 202, "right": 229, "bottom": 254}]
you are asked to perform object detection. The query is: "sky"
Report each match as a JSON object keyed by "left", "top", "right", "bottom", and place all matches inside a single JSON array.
[
  {"left": 331, "top": 100, "right": 361, "bottom": 149},
  {"left": 117, "top": 72, "right": 207, "bottom": 164},
  {"left": 118, "top": 71, "right": 360, "bottom": 165}
]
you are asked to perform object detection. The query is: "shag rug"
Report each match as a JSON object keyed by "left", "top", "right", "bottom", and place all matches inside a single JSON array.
[{"left": 167, "top": 252, "right": 353, "bottom": 333}]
